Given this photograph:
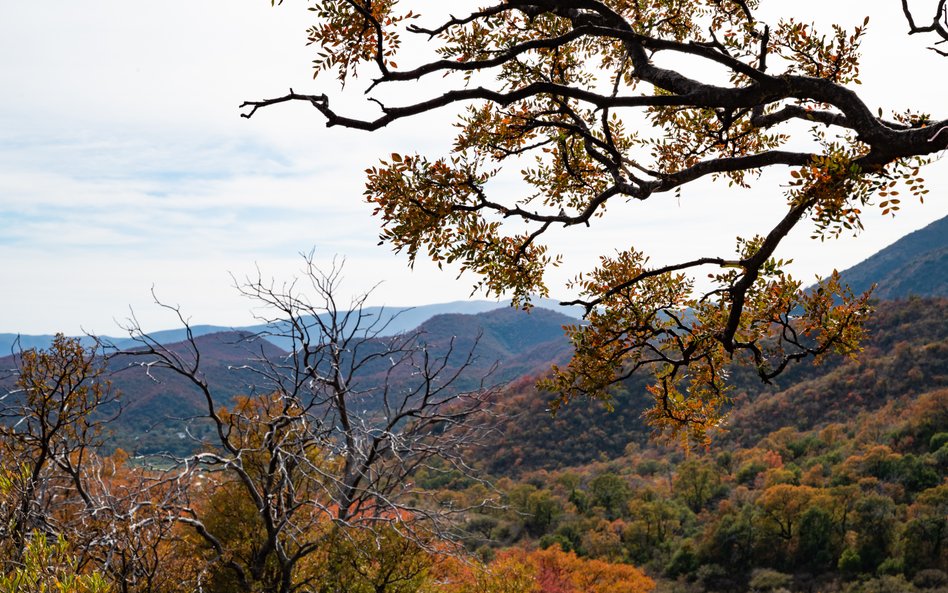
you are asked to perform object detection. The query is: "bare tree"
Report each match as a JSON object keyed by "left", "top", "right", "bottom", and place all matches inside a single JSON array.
[{"left": 115, "top": 256, "right": 499, "bottom": 593}]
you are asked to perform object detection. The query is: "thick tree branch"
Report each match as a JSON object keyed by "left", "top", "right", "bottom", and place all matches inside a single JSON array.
[{"left": 902, "top": 0, "right": 948, "bottom": 55}]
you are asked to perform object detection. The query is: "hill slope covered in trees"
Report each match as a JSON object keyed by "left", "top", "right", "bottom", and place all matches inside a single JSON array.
[{"left": 474, "top": 298, "right": 948, "bottom": 475}]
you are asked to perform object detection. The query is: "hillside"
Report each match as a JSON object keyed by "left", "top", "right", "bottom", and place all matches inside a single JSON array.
[
  {"left": 446, "top": 299, "right": 948, "bottom": 592},
  {"left": 451, "top": 383, "right": 948, "bottom": 593},
  {"left": 724, "top": 297, "right": 948, "bottom": 446},
  {"left": 837, "top": 214, "right": 948, "bottom": 299},
  {"left": 104, "top": 330, "right": 289, "bottom": 454},
  {"left": 473, "top": 297, "right": 948, "bottom": 475},
  {"left": 410, "top": 306, "right": 575, "bottom": 382}
]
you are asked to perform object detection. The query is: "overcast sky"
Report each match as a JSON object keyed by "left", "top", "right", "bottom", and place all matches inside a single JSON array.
[{"left": 1, "top": 1, "right": 946, "bottom": 335}]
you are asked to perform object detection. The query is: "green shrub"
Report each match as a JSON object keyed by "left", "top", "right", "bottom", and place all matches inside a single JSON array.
[
  {"left": 0, "top": 534, "right": 111, "bottom": 593},
  {"left": 877, "top": 557, "right": 904, "bottom": 576},
  {"left": 839, "top": 548, "right": 863, "bottom": 574},
  {"left": 929, "top": 433, "right": 948, "bottom": 453},
  {"left": 748, "top": 568, "right": 793, "bottom": 592}
]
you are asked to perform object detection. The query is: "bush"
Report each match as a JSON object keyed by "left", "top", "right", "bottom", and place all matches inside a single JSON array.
[
  {"left": 695, "top": 564, "right": 730, "bottom": 590},
  {"left": 748, "top": 568, "right": 793, "bottom": 592},
  {"left": 929, "top": 433, "right": 948, "bottom": 453},
  {"left": 877, "top": 557, "right": 904, "bottom": 576},
  {"left": 839, "top": 548, "right": 863, "bottom": 574},
  {"left": 913, "top": 569, "right": 948, "bottom": 590},
  {"left": 736, "top": 461, "right": 767, "bottom": 485},
  {"left": 0, "top": 534, "right": 111, "bottom": 593},
  {"left": 664, "top": 541, "right": 699, "bottom": 578},
  {"left": 843, "top": 575, "right": 918, "bottom": 593},
  {"left": 539, "top": 534, "right": 573, "bottom": 552},
  {"left": 636, "top": 459, "right": 664, "bottom": 476}
]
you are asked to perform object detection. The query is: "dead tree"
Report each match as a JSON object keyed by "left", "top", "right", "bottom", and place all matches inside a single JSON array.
[
  {"left": 116, "top": 256, "right": 499, "bottom": 593},
  {"left": 0, "top": 336, "right": 192, "bottom": 593}
]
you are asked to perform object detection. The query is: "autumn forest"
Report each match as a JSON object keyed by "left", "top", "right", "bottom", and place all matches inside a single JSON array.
[{"left": 4, "top": 1, "right": 948, "bottom": 592}]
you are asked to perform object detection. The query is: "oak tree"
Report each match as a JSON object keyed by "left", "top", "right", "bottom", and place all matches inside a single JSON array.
[{"left": 242, "top": 1, "right": 947, "bottom": 443}]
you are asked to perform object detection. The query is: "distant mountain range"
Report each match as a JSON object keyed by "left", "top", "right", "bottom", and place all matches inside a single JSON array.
[
  {"left": 0, "top": 297, "right": 584, "bottom": 356},
  {"left": 1, "top": 305, "right": 578, "bottom": 455},
  {"left": 5, "top": 215, "right": 946, "bottom": 354}
]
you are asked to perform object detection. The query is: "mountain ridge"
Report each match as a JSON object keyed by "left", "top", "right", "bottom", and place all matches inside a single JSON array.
[
  {"left": 0, "top": 297, "right": 584, "bottom": 355},
  {"left": 835, "top": 214, "right": 948, "bottom": 299},
  {"left": 3, "top": 214, "right": 946, "bottom": 459}
]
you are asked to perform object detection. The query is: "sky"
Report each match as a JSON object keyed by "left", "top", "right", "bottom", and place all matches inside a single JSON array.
[{"left": 1, "top": 1, "right": 946, "bottom": 335}]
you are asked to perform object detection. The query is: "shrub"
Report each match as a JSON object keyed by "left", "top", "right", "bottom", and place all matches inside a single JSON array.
[
  {"left": 0, "top": 534, "right": 111, "bottom": 593},
  {"left": 748, "top": 568, "right": 793, "bottom": 592}
]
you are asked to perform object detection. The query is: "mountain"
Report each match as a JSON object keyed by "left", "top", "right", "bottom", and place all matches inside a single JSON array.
[
  {"left": 836, "top": 214, "right": 948, "bottom": 299},
  {"left": 0, "top": 297, "right": 584, "bottom": 355},
  {"left": 104, "top": 331, "right": 289, "bottom": 454},
  {"left": 5, "top": 216, "right": 946, "bottom": 460},
  {"left": 722, "top": 296, "right": 948, "bottom": 446},
  {"left": 410, "top": 306, "right": 576, "bottom": 380},
  {"left": 1, "top": 305, "right": 578, "bottom": 456},
  {"left": 468, "top": 214, "right": 948, "bottom": 475}
]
